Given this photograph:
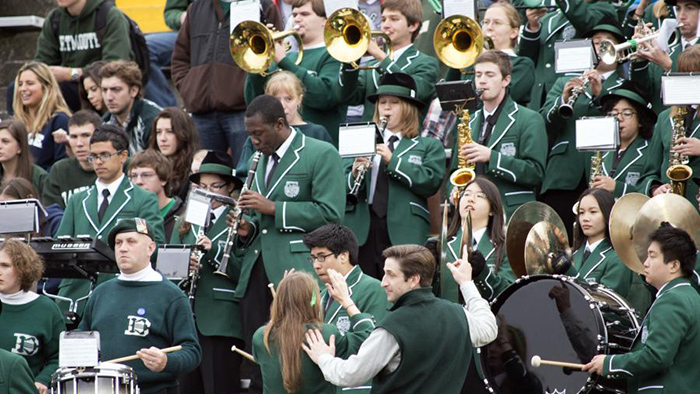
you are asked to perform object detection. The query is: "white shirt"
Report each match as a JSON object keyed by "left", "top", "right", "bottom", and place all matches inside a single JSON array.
[
  {"left": 0, "top": 290, "right": 39, "bottom": 305},
  {"left": 210, "top": 205, "right": 226, "bottom": 224},
  {"left": 585, "top": 238, "right": 604, "bottom": 254},
  {"left": 96, "top": 174, "right": 125, "bottom": 208},
  {"left": 265, "top": 130, "right": 296, "bottom": 183},
  {"left": 473, "top": 227, "right": 487, "bottom": 247},
  {"left": 390, "top": 44, "right": 413, "bottom": 63},
  {"left": 368, "top": 129, "right": 403, "bottom": 204},
  {"left": 316, "top": 282, "right": 498, "bottom": 386},
  {"left": 118, "top": 265, "right": 162, "bottom": 281},
  {"left": 682, "top": 37, "right": 699, "bottom": 50}
]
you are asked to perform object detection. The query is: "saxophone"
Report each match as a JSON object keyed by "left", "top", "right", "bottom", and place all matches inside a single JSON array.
[
  {"left": 589, "top": 151, "right": 603, "bottom": 186},
  {"left": 449, "top": 108, "right": 476, "bottom": 201},
  {"left": 666, "top": 106, "right": 693, "bottom": 196}
]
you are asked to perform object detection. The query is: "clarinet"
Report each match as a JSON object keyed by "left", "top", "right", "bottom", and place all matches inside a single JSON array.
[
  {"left": 214, "top": 150, "right": 263, "bottom": 277},
  {"left": 347, "top": 117, "right": 388, "bottom": 205}
]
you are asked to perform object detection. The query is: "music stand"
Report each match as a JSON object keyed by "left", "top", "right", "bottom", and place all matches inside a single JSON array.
[
  {"left": 0, "top": 198, "right": 47, "bottom": 238},
  {"left": 436, "top": 80, "right": 480, "bottom": 113}
]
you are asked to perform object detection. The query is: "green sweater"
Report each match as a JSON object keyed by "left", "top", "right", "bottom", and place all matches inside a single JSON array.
[
  {"left": 0, "top": 295, "right": 65, "bottom": 386},
  {"left": 42, "top": 157, "right": 96, "bottom": 209},
  {"left": 35, "top": 0, "right": 133, "bottom": 67},
  {"left": 78, "top": 277, "right": 201, "bottom": 394},
  {"left": 0, "top": 349, "right": 38, "bottom": 394},
  {"left": 245, "top": 47, "right": 345, "bottom": 146}
]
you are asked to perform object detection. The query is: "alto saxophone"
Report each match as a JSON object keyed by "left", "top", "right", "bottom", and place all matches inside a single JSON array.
[
  {"left": 666, "top": 106, "right": 693, "bottom": 196},
  {"left": 589, "top": 151, "right": 603, "bottom": 187},
  {"left": 449, "top": 107, "right": 476, "bottom": 201}
]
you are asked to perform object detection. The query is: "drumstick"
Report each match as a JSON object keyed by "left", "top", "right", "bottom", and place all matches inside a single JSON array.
[
  {"left": 231, "top": 345, "right": 256, "bottom": 363},
  {"left": 268, "top": 283, "right": 276, "bottom": 298},
  {"left": 104, "top": 345, "right": 182, "bottom": 363},
  {"left": 531, "top": 355, "right": 585, "bottom": 370}
]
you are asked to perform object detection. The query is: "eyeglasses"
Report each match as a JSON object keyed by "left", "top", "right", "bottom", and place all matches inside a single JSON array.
[
  {"left": 462, "top": 191, "right": 487, "bottom": 200},
  {"left": 482, "top": 19, "right": 505, "bottom": 28},
  {"left": 128, "top": 172, "right": 157, "bottom": 181},
  {"left": 198, "top": 183, "right": 228, "bottom": 192},
  {"left": 307, "top": 252, "right": 336, "bottom": 263},
  {"left": 87, "top": 150, "right": 124, "bottom": 163},
  {"left": 607, "top": 110, "right": 637, "bottom": 119}
]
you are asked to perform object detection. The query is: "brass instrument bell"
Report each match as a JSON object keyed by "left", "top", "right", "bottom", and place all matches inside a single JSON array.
[
  {"left": 230, "top": 21, "right": 304, "bottom": 75},
  {"left": 324, "top": 7, "right": 393, "bottom": 69}
]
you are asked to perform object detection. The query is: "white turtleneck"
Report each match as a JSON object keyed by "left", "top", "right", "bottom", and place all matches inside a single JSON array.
[
  {"left": 118, "top": 265, "right": 163, "bottom": 282},
  {"left": 0, "top": 290, "right": 39, "bottom": 305}
]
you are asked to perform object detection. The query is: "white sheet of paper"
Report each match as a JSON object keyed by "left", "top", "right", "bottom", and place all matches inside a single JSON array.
[
  {"left": 556, "top": 46, "right": 593, "bottom": 73},
  {"left": 324, "top": 0, "right": 358, "bottom": 17},
  {"left": 576, "top": 117, "right": 619, "bottom": 151},
  {"left": 662, "top": 75, "right": 700, "bottom": 105},
  {"left": 59, "top": 331, "right": 100, "bottom": 367},
  {"left": 443, "top": 0, "right": 476, "bottom": 20},
  {"left": 157, "top": 248, "right": 191, "bottom": 280},
  {"left": 338, "top": 124, "right": 377, "bottom": 158},
  {"left": 230, "top": 0, "right": 260, "bottom": 34},
  {"left": 185, "top": 192, "right": 212, "bottom": 228},
  {"left": 655, "top": 18, "right": 678, "bottom": 53}
]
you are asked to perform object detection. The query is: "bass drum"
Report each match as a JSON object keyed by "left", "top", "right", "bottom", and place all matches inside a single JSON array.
[{"left": 480, "top": 275, "right": 639, "bottom": 394}]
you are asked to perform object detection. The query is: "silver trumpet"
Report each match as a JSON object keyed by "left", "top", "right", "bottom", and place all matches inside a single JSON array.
[{"left": 347, "top": 117, "right": 388, "bottom": 205}]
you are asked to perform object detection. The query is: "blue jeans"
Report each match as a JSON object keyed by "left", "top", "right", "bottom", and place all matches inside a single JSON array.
[
  {"left": 145, "top": 32, "right": 178, "bottom": 108},
  {"left": 193, "top": 111, "right": 247, "bottom": 167}
]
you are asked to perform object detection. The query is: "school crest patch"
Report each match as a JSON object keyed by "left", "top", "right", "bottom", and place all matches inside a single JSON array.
[
  {"left": 500, "top": 142, "right": 516, "bottom": 157},
  {"left": 562, "top": 25, "right": 576, "bottom": 40},
  {"left": 408, "top": 155, "right": 422, "bottom": 165},
  {"left": 284, "top": 181, "right": 300, "bottom": 198},
  {"left": 125, "top": 315, "right": 151, "bottom": 337},
  {"left": 625, "top": 172, "right": 640, "bottom": 186},
  {"left": 336, "top": 316, "right": 351, "bottom": 335},
  {"left": 12, "top": 333, "right": 39, "bottom": 356}
]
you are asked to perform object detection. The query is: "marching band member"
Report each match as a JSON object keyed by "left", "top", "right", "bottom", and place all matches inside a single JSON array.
[
  {"left": 447, "top": 2, "right": 535, "bottom": 106},
  {"left": 639, "top": 45, "right": 700, "bottom": 209},
  {"left": 0, "top": 240, "right": 65, "bottom": 394},
  {"left": 457, "top": 50, "right": 547, "bottom": 219},
  {"left": 0, "top": 302, "right": 37, "bottom": 394},
  {"left": 344, "top": 73, "right": 445, "bottom": 279},
  {"left": 245, "top": 0, "right": 345, "bottom": 145},
  {"left": 79, "top": 218, "right": 201, "bottom": 394},
  {"left": 339, "top": 0, "right": 439, "bottom": 121},
  {"left": 234, "top": 94, "right": 345, "bottom": 392},
  {"left": 539, "top": 18, "right": 627, "bottom": 234},
  {"left": 583, "top": 225, "right": 700, "bottom": 394},
  {"left": 170, "top": 151, "right": 245, "bottom": 394},
  {"left": 587, "top": 81, "right": 657, "bottom": 197},
  {"left": 253, "top": 271, "right": 375, "bottom": 394},
  {"left": 55, "top": 125, "right": 164, "bottom": 317},
  {"left": 303, "top": 244, "right": 497, "bottom": 393},
  {"left": 516, "top": 0, "right": 617, "bottom": 110},
  {"left": 302, "top": 224, "right": 389, "bottom": 394},
  {"left": 444, "top": 178, "right": 514, "bottom": 303}
]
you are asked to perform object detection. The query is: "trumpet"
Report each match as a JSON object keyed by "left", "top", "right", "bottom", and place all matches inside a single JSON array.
[
  {"left": 214, "top": 151, "right": 263, "bottom": 277},
  {"left": 667, "top": 106, "right": 693, "bottom": 196},
  {"left": 598, "top": 23, "right": 684, "bottom": 65},
  {"left": 558, "top": 75, "right": 589, "bottom": 119},
  {"left": 230, "top": 21, "right": 303, "bottom": 76},
  {"left": 324, "top": 8, "right": 393, "bottom": 69},
  {"left": 347, "top": 118, "right": 388, "bottom": 205}
]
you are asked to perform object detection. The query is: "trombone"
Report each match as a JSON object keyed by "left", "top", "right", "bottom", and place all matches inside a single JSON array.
[
  {"left": 324, "top": 7, "right": 393, "bottom": 69},
  {"left": 598, "top": 23, "right": 684, "bottom": 65},
  {"left": 433, "top": 15, "right": 486, "bottom": 72},
  {"left": 230, "top": 21, "right": 303, "bottom": 76}
]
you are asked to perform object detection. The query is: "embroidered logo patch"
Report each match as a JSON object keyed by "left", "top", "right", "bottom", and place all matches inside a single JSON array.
[
  {"left": 625, "top": 172, "right": 640, "bottom": 186},
  {"left": 641, "top": 324, "right": 648, "bottom": 344},
  {"left": 500, "top": 142, "right": 516, "bottom": 157},
  {"left": 336, "top": 316, "right": 351, "bottom": 335},
  {"left": 408, "top": 155, "right": 422, "bottom": 165},
  {"left": 562, "top": 25, "right": 576, "bottom": 40},
  {"left": 12, "top": 333, "right": 39, "bottom": 356},
  {"left": 125, "top": 316, "right": 151, "bottom": 337},
  {"left": 284, "top": 181, "right": 300, "bottom": 198}
]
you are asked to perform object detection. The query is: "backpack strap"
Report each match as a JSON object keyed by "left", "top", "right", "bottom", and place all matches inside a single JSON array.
[{"left": 94, "top": 0, "right": 115, "bottom": 43}]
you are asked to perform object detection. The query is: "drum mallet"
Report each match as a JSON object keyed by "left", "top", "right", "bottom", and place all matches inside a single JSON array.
[
  {"left": 105, "top": 345, "right": 182, "bottom": 363},
  {"left": 268, "top": 283, "right": 277, "bottom": 298},
  {"left": 231, "top": 345, "right": 256, "bottom": 363},
  {"left": 531, "top": 355, "right": 585, "bottom": 370}
]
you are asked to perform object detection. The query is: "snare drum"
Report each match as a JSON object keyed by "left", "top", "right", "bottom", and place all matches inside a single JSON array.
[
  {"left": 51, "top": 363, "right": 139, "bottom": 394},
  {"left": 480, "top": 275, "right": 639, "bottom": 394}
]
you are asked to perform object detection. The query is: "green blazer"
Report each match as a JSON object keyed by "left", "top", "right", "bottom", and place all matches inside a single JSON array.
[
  {"left": 442, "top": 228, "right": 514, "bottom": 303},
  {"left": 170, "top": 207, "right": 242, "bottom": 339},
  {"left": 630, "top": 41, "right": 681, "bottom": 114},
  {"left": 235, "top": 131, "right": 345, "bottom": 299},
  {"left": 516, "top": 0, "right": 617, "bottom": 110},
  {"left": 455, "top": 96, "right": 547, "bottom": 218},
  {"left": 343, "top": 136, "right": 445, "bottom": 246},
  {"left": 566, "top": 239, "right": 633, "bottom": 298},
  {"left": 339, "top": 45, "right": 440, "bottom": 121},
  {"left": 584, "top": 137, "right": 651, "bottom": 198},
  {"left": 540, "top": 72, "right": 625, "bottom": 193},
  {"left": 602, "top": 277, "right": 700, "bottom": 394},
  {"left": 639, "top": 108, "right": 700, "bottom": 211},
  {"left": 0, "top": 349, "right": 37, "bottom": 394},
  {"left": 54, "top": 176, "right": 165, "bottom": 315}
]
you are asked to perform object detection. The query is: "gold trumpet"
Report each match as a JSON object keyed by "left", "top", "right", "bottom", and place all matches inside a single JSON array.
[
  {"left": 433, "top": 15, "right": 484, "bottom": 71},
  {"left": 230, "top": 21, "right": 303, "bottom": 76},
  {"left": 324, "top": 7, "right": 393, "bottom": 69},
  {"left": 667, "top": 106, "right": 693, "bottom": 196}
]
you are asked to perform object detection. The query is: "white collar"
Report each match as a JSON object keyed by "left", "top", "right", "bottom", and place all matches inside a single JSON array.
[
  {"left": 0, "top": 290, "right": 39, "bottom": 305},
  {"left": 274, "top": 129, "right": 296, "bottom": 161},
  {"left": 482, "top": 106, "right": 497, "bottom": 119},
  {"left": 118, "top": 265, "right": 163, "bottom": 281},
  {"left": 600, "top": 70, "right": 615, "bottom": 81},
  {"left": 391, "top": 44, "right": 413, "bottom": 61},
  {"left": 304, "top": 41, "right": 326, "bottom": 50},
  {"left": 473, "top": 227, "right": 487, "bottom": 246},
  {"left": 500, "top": 48, "right": 517, "bottom": 57},
  {"left": 382, "top": 128, "right": 403, "bottom": 143},
  {"left": 211, "top": 205, "right": 226, "bottom": 224},
  {"left": 96, "top": 173, "right": 125, "bottom": 197},
  {"left": 585, "top": 238, "right": 604, "bottom": 252}
]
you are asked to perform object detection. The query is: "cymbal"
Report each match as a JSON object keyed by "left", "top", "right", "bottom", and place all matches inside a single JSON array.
[
  {"left": 524, "top": 221, "right": 571, "bottom": 275},
  {"left": 506, "top": 202, "right": 568, "bottom": 278},
  {"left": 609, "top": 193, "right": 649, "bottom": 274},
  {"left": 633, "top": 194, "right": 700, "bottom": 264}
]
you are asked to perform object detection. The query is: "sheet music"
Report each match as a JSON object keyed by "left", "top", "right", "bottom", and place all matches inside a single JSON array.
[
  {"left": 59, "top": 331, "right": 100, "bottom": 367},
  {"left": 156, "top": 248, "right": 191, "bottom": 280},
  {"left": 324, "top": 0, "right": 358, "bottom": 16},
  {"left": 185, "top": 191, "right": 212, "bottom": 228},
  {"left": 662, "top": 75, "right": 700, "bottom": 105},
  {"left": 656, "top": 18, "right": 678, "bottom": 53},
  {"left": 338, "top": 123, "right": 377, "bottom": 158},
  {"left": 230, "top": 0, "right": 260, "bottom": 34},
  {"left": 576, "top": 117, "right": 619, "bottom": 151},
  {"left": 443, "top": 0, "right": 476, "bottom": 20},
  {"left": 555, "top": 41, "right": 593, "bottom": 73}
]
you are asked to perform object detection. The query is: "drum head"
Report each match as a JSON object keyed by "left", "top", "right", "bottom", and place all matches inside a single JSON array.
[{"left": 482, "top": 276, "right": 603, "bottom": 394}]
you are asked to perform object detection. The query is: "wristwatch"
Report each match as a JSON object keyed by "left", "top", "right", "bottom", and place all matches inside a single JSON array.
[{"left": 70, "top": 68, "right": 80, "bottom": 82}]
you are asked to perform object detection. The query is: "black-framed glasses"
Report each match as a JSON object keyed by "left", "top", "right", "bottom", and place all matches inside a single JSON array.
[
  {"left": 607, "top": 110, "right": 636, "bottom": 119},
  {"left": 87, "top": 150, "right": 124, "bottom": 163},
  {"left": 307, "top": 252, "right": 336, "bottom": 263},
  {"left": 198, "top": 183, "right": 228, "bottom": 192}
]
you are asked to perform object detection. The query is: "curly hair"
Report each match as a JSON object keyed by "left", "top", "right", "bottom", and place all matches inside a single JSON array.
[{"left": 0, "top": 239, "right": 44, "bottom": 292}]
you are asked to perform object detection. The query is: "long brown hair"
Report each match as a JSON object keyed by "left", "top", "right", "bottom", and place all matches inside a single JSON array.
[
  {"left": 447, "top": 177, "right": 507, "bottom": 271},
  {"left": 0, "top": 120, "right": 34, "bottom": 183},
  {"left": 13, "top": 62, "right": 72, "bottom": 135},
  {"left": 79, "top": 60, "right": 108, "bottom": 114},
  {"left": 263, "top": 272, "right": 322, "bottom": 393},
  {"left": 572, "top": 188, "right": 615, "bottom": 251},
  {"left": 148, "top": 108, "right": 200, "bottom": 196},
  {"left": 373, "top": 98, "right": 420, "bottom": 138}
]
